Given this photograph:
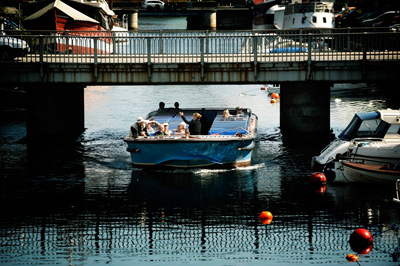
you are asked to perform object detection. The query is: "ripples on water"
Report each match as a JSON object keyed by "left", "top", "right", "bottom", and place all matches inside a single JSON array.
[{"left": 1, "top": 83, "right": 400, "bottom": 265}]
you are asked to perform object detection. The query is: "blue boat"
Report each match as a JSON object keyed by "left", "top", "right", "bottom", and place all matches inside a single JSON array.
[{"left": 124, "top": 108, "right": 258, "bottom": 168}]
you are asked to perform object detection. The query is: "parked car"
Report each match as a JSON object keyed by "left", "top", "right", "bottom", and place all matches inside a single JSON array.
[
  {"left": 362, "top": 11, "right": 399, "bottom": 27},
  {"left": 372, "top": 13, "right": 400, "bottom": 27},
  {"left": 0, "top": 35, "right": 30, "bottom": 61},
  {"left": 335, "top": 7, "right": 355, "bottom": 25},
  {"left": 141, "top": 0, "right": 165, "bottom": 10},
  {"left": 339, "top": 8, "right": 364, "bottom": 27}
]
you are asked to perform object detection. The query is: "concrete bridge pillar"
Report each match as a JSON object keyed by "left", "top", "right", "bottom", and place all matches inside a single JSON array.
[
  {"left": 26, "top": 84, "right": 85, "bottom": 142},
  {"left": 280, "top": 82, "right": 332, "bottom": 142},
  {"left": 128, "top": 10, "right": 139, "bottom": 30}
]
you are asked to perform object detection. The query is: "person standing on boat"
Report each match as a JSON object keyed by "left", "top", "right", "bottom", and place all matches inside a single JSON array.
[
  {"left": 129, "top": 117, "right": 149, "bottom": 138},
  {"left": 173, "top": 102, "right": 181, "bottom": 113},
  {"left": 235, "top": 106, "right": 244, "bottom": 117},
  {"left": 179, "top": 112, "right": 202, "bottom": 135},
  {"left": 158, "top": 102, "right": 166, "bottom": 112}
]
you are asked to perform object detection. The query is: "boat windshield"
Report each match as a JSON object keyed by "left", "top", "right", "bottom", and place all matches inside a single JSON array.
[{"left": 338, "top": 111, "right": 390, "bottom": 140}]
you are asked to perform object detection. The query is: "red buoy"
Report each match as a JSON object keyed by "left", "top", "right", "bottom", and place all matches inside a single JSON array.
[
  {"left": 259, "top": 211, "right": 273, "bottom": 220},
  {"left": 270, "top": 98, "right": 277, "bottom": 104},
  {"left": 346, "top": 254, "right": 359, "bottom": 262},
  {"left": 271, "top": 93, "right": 280, "bottom": 100},
  {"left": 261, "top": 86, "right": 266, "bottom": 90},
  {"left": 310, "top": 172, "right": 327, "bottom": 184},
  {"left": 259, "top": 211, "right": 273, "bottom": 224},
  {"left": 349, "top": 228, "right": 373, "bottom": 245}
]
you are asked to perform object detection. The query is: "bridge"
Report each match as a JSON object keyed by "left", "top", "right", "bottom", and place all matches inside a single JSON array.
[{"left": 1, "top": 29, "right": 399, "bottom": 142}]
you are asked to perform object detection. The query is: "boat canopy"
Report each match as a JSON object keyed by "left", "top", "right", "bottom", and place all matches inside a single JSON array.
[{"left": 338, "top": 111, "right": 392, "bottom": 140}]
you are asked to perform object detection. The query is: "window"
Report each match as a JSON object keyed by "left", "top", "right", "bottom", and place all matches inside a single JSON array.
[
  {"left": 323, "top": 17, "right": 327, "bottom": 23},
  {"left": 292, "top": 18, "right": 295, "bottom": 24},
  {"left": 302, "top": 17, "right": 306, "bottom": 24},
  {"left": 312, "top": 16, "right": 317, "bottom": 23}
]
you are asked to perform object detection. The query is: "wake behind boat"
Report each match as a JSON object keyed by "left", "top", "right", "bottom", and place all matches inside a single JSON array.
[{"left": 124, "top": 107, "right": 258, "bottom": 168}]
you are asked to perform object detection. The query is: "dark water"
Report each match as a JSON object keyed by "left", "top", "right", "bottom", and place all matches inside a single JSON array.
[{"left": 1, "top": 84, "right": 400, "bottom": 266}]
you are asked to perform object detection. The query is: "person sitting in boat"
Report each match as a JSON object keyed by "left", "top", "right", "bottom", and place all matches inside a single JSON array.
[
  {"left": 179, "top": 112, "right": 202, "bottom": 135},
  {"left": 145, "top": 120, "right": 155, "bottom": 134},
  {"left": 173, "top": 122, "right": 186, "bottom": 135},
  {"left": 235, "top": 106, "right": 246, "bottom": 120},
  {"left": 163, "top": 123, "right": 173, "bottom": 136},
  {"left": 149, "top": 118, "right": 160, "bottom": 131},
  {"left": 129, "top": 117, "right": 149, "bottom": 138},
  {"left": 153, "top": 124, "right": 165, "bottom": 137},
  {"left": 220, "top": 109, "right": 235, "bottom": 121}
]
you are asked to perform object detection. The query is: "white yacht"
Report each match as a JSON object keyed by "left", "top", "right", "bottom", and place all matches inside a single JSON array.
[{"left": 312, "top": 109, "right": 400, "bottom": 175}]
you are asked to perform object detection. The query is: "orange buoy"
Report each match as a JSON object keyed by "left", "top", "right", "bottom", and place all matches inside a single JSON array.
[
  {"left": 260, "top": 218, "right": 272, "bottom": 224},
  {"left": 346, "top": 254, "right": 359, "bottom": 262},
  {"left": 259, "top": 211, "right": 273, "bottom": 220},
  {"left": 271, "top": 93, "right": 280, "bottom": 100},
  {"left": 270, "top": 98, "right": 277, "bottom": 104},
  {"left": 261, "top": 86, "right": 266, "bottom": 90},
  {"left": 310, "top": 172, "right": 327, "bottom": 184},
  {"left": 349, "top": 228, "right": 373, "bottom": 245}
]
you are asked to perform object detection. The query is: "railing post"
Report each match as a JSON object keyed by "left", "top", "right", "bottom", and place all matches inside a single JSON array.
[
  {"left": 200, "top": 36, "right": 205, "bottom": 81},
  {"left": 205, "top": 30, "right": 209, "bottom": 54},
  {"left": 65, "top": 31, "right": 69, "bottom": 54},
  {"left": 147, "top": 37, "right": 152, "bottom": 81},
  {"left": 307, "top": 33, "right": 312, "bottom": 80},
  {"left": 39, "top": 35, "right": 43, "bottom": 80},
  {"left": 299, "top": 28, "right": 303, "bottom": 53},
  {"left": 253, "top": 32, "right": 257, "bottom": 80},
  {"left": 159, "top": 30, "right": 163, "bottom": 54},
  {"left": 94, "top": 37, "right": 98, "bottom": 80}
]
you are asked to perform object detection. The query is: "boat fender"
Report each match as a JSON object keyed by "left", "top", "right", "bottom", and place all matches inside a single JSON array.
[
  {"left": 127, "top": 148, "right": 140, "bottom": 153},
  {"left": 261, "top": 86, "right": 266, "bottom": 90},
  {"left": 237, "top": 142, "right": 255, "bottom": 151},
  {"left": 270, "top": 99, "right": 277, "bottom": 104},
  {"left": 259, "top": 211, "right": 273, "bottom": 224},
  {"left": 349, "top": 228, "right": 373, "bottom": 245}
]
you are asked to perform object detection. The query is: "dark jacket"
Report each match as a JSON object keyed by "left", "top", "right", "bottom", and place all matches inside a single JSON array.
[
  {"left": 130, "top": 123, "right": 149, "bottom": 138},
  {"left": 181, "top": 116, "right": 201, "bottom": 135}
]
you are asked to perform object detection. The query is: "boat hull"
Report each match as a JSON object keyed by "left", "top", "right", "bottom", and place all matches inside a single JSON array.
[
  {"left": 125, "top": 138, "right": 255, "bottom": 168},
  {"left": 334, "top": 161, "right": 400, "bottom": 184}
]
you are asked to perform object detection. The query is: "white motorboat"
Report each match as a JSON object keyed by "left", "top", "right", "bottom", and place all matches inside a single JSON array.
[
  {"left": 333, "top": 161, "right": 400, "bottom": 184},
  {"left": 311, "top": 109, "right": 400, "bottom": 172}
]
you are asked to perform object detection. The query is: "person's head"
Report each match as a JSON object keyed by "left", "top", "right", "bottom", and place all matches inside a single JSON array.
[
  {"left": 137, "top": 117, "right": 145, "bottom": 126},
  {"left": 174, "top": 102, "right": 179, "bottom": 108},
  {"left": 159, "top": 102, "right": 165, "bottom": 109},
  {"left": 163, "top": 123, "right": 169, "bottom": 131},
  {"left": 157, "top": 124, "right": 164, "bottom": 131},
  {"left": 149, "top": 118, "right": 157, "bottom": 126},
  {"left": 178, "top": 122, "right": 186, "bottom": 131},
  {"left": 193, "top": 113, "right": 202, "bottom": 120},
  {"left": 236, "top": 106, "right": 242, "bottom": 114},
  {"left": 222, "top": 109, "right": 230, "bottom": 118}
]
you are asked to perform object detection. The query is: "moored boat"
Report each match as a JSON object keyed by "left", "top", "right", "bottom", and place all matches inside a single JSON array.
[
  {"left": 333, "top": 161, "right": 400, "bottom": 184},
  {"left": 124, "top": 107, "right": 258, "bottom": 168},
  {"left": 312, "top": 108, "right": 400, "bottom": 172},
  {"left": 23, "top": 0, "right": 117, "bottom": 54}
]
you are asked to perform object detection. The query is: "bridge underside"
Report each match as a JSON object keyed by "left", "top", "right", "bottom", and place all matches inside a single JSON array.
[
  {"left": 1, "top": 61, "right": 398, "bottom": 85},
  {"left": 2, "top": 61, "right": 399, "bottom": 142}
]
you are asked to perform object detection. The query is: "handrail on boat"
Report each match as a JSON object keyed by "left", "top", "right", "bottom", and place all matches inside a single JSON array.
[{"left": 394, "top": 179, "right": 400, "bottom": 203}]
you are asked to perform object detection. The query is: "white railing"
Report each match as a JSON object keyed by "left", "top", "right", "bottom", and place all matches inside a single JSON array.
[{"left": 1, "top": 29, "right": 400, "bottom": 65}]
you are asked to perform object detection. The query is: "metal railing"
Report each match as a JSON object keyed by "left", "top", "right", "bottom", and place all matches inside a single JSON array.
[{"left": 1, "top": 29, "right": 400, "bottom": 65}]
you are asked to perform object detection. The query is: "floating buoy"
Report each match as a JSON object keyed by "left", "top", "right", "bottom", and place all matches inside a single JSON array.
[
  {"left": 310, "top": 172, "right": 327, "bottom": 184},
  {"left": 346, "top": 254, "right": 359, "bottom": 262},
  {"left": 270, "top": 98, "right": 277, "bottom": 104},
  {"left": 271, "top": 93, "right": 280, "bottom": 100},
  {"left": 349, "top": 228, "right": 373, "bottom": 245},
  {"left": 259, "top": 211, "right": 273, "bottom": 220},
  {"left": 261, "top": 86, "right": 266, "bottom": 90},
  {"left": 350, "top": 241, "right": 373, "bottom": 254},
  {"left": 259, "top": 211, "right": 273, "bottom": 224}
]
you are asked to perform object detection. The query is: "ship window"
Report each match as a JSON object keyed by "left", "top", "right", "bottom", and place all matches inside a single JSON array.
[
  {"left": 292, "top": 18, "right": 295, "bottom": 25},
  {"left": 302, "top": 17, "right": 306, "bottom": 23},
  {"left": 323, "top": 17, "right": 327, "bottom": 23},
  {"left": 312, "top": 16, "right": 317, "bottom": 23}
]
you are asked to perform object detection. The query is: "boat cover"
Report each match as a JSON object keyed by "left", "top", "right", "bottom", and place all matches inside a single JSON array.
[{"left": 338, "top": 111, "right": 380, "bottom": 140}]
